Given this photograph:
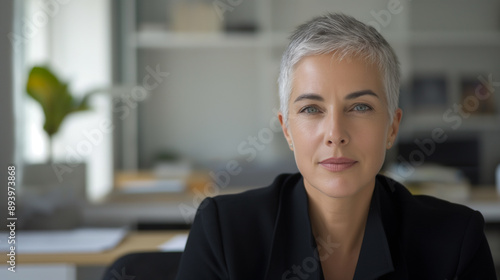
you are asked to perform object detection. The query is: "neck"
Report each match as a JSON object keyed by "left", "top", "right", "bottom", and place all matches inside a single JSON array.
[{"left": 305, "top": 179, "right": 375, "bottom": 255}]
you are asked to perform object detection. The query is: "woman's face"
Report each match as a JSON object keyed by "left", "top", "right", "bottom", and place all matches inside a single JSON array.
[{"left": 279, "top": 53, "right": 402, "bottom": 198}]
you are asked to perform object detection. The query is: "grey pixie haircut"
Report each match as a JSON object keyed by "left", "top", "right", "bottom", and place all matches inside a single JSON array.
[{"left": 278, "top": 13, "right": 401, "bottom": 125}]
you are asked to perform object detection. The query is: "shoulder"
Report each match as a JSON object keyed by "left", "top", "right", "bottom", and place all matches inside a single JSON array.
[
  {"left": 377, "top": 174, "right": 481, "bottom": 222},
  {"left": 180, "top": 173, "right": 302, "bottom": 278},
  {"left": 377, "top": 175, "right": 486, "bottom": 253},
  {"left": 377, "top": 175, "right": 495, "bottom": 277}
]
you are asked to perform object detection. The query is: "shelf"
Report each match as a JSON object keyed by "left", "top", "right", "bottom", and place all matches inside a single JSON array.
[
  {"left": 133, "top": 30, "right": 289, "bottom": 49},
  {"left": 408, "top": 31, "right": 500, "bottom": 47},
  {"left": 400, "top": 114, "right": 500, "bottom": 133},
  {"left": 134, "top": 30, "right": 500, "bottom": 50}
]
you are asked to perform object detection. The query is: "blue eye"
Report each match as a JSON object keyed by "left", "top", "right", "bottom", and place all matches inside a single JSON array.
[
  {"left": 353, "top": 104, "right": 372, "bottom": 112},
  {"left": 300, "top": 106, "right": 320, "bottom": 114}
]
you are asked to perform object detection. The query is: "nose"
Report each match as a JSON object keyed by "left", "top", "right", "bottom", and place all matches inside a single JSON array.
[{"left": 325, "top": 110, "right": 349, "bottom": 146}]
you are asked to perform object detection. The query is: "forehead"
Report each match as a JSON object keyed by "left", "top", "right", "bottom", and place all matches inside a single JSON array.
[{"left": 291, "top": 53, "right": 385, "bottom": 98}]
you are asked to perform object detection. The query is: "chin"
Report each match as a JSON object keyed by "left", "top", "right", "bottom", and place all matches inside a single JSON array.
[
  {"left": 321, "top": 179, "right": 364, "bottom": 198},
  {"left": 305, "top": 169, "right": 376, "bottom": 199}
]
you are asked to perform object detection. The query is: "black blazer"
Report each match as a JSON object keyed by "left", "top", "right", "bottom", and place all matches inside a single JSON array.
[{"left": 176, "top": 173, "right": 497, "bottom": 280}]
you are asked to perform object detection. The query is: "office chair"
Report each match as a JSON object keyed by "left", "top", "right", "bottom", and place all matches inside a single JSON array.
[{"left": 101, "top": 251, "right": 183, "bottom": 280}]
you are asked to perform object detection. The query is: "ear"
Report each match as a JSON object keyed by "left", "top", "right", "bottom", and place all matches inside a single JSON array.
[
  {"left": 278, "top": 111, "right": 294, "bottom": 151},
  {"left": 387, "top": 108, "right": 403, "bottom": 149}
]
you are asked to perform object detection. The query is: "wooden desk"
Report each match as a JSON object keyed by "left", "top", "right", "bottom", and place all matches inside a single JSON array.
[{"left": 17, "top": 230, "right": 188, "bottom": 266}]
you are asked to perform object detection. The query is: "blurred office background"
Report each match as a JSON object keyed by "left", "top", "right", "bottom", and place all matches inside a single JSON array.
[
  {"left": 11, "top": 0, "right": 500, "bottom": 199},
  {"left": 1, "top": 0, "right": 500, "bottom": 278}
]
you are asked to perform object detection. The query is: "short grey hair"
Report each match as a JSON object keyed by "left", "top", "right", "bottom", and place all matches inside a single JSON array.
[{"left": 278, "top": 13, "right": 400, "bottom": 125}]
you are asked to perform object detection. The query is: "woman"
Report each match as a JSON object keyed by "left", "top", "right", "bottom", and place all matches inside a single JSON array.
[{"left": 176, "top": 13, "right": 497, "bottom": 280}]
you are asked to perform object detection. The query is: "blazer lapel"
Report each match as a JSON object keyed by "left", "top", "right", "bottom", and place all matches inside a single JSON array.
[
  {"left": 375, "top": 175, "right": 410, "bottom": 279},
  {"left": 264, "top": 176, "right": 323, "bottom": 280},
  {"left": 353, "top": 178, "right": 395, "bottom": 279}
]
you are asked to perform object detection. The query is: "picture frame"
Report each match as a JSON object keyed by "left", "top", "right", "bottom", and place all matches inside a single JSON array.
[
  {"left": 410, "top": 75, "right": 448, "bottom": 113},
  {"left": 460, "top": 75, "right": 496, "bottom": 115}
]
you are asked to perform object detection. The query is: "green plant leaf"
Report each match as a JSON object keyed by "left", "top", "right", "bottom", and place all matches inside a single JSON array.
[
  {"left": 44, "top": 83, "right": 74, "bottom": 136},
  {"left": 26, "top": 66, "right": 61, "bottom": 111},
  {"left": 26, "top": 66, "right": 91, "bottom": 137},
  {"left": 71, "top": 92, "right": 94, "bottom": 113}
]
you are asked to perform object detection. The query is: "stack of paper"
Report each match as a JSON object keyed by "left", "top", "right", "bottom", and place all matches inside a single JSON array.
[
  {"left": 158, "top": 234, "right": 188, "bottom": 252},
  {"left": 0, "top": 228, "right": 128, "bottom": 254}
]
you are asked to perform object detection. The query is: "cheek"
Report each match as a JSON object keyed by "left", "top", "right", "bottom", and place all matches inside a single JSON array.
[
  {"left": 353, "top": 123, "right": 388, "bottom": 159},
  {"left": 289, "top": 120, "right": 323, "bottom": 162},
  {"left": 291, "top": 119, "right": 324, "bottom": 142}
]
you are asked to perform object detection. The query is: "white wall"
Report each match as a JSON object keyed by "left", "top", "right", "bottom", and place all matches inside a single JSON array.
[
  {"left": 50, "top": 0, "right": 113, "bottom": 201},
  {"left": 22, "top": 0, "right": 113, "bottom": 201}
]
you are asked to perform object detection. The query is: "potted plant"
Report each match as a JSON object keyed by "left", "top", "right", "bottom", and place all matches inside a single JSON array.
[
  {"left": 26, "top": 66, "right": 93, "bottom": 163},
  {"left": 21, "top": 65, "right": 95, "bottom": 230}
]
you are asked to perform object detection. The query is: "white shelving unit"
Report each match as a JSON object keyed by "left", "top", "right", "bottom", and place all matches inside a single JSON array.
[
  {"left": 116, "top": 0, "right": 500, "bottom": 184},
  {"left": 118, "top": 0, "right": 289, "bottom": 171}
]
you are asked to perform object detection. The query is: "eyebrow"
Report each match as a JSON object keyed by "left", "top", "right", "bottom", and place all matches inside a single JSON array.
[
  {"left": 345, "top": 90, "right": 379, "bottom": 100},
  {"left": 293, "top": 90, "right": 379, "bottom": 103},
  {"left": 293, "top": 93, "right": 324, "bottom": 103}
]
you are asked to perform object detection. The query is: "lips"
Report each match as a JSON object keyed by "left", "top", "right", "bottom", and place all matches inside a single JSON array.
[{"left": 319, "top": 157, "right": 357, "bottom": 172}]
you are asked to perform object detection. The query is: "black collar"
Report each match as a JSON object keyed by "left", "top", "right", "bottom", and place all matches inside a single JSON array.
[{"left": 264, "top": 174, "right": 395, "bottom": 280}]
